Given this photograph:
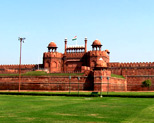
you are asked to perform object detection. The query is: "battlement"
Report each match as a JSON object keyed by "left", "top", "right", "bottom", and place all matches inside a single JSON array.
[
  {"left": 65, "top": 52, "right": 85, "bottom": 58},
  {"left": 67, "top": 45, "right": 84, "bottom": 48},
  {"left": 108, "top": 62, "right": 154, "bottom": 68},
  {"left": 0, "top": 64, "right": 37, "bottom": 69},
  {"left": 88, "top": 50, "right": 109, "bottom": 57},
  {"left": 66, "top": 46, "right": 85, "bottom": 53},
  {"left": 43, "top": 52, "right": 63, "bottom": 58},
  {"left": 0, "top": 64, "right": 42, "bottom": 74}
]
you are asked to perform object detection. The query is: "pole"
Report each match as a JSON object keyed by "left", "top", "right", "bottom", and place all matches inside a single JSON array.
[
  {"left": 69, "top": 76, "right": 71, "bottom": 94},
  {"left": 18, "top": 37, "right": 26, "bottom": 92},
  {"left": 107, "top": 77, "right": 110, "bottom": 95},
  {"left": 76, "top": 39, "right": 77, "bottom": 46},
  {"left": 78, "top": 77, "right": 80, "bottom": 95},
  {"left": 100, "top": 76, "right": 103, "bottom": 98},
  {"left": 19, "top": 40, "right": 22, "bottom": 92}
]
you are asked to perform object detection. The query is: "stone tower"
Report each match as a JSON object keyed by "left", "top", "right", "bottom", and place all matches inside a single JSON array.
[
  {"left": 87, "top": 39, "right": 110, "bottom": 70},
  {"left": 43, "top": 42, "right": 63, "bottom": 73}
]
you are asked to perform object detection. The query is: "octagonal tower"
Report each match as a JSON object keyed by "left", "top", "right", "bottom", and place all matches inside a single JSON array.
[
  {"left": 43, "top": 41, "right": 63, "bottom": 73},
  {"left": 87, "top": 39, "right": 110, "bottom": 70}
]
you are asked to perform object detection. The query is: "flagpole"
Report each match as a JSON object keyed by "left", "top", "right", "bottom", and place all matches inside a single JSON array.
[{"left": 72, "top": 36, "right": 77, "bottom": 46}]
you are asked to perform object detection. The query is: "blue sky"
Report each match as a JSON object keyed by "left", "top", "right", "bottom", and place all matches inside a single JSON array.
[{"left": 0, "top": 0, "right": 154, "bottom": 64}]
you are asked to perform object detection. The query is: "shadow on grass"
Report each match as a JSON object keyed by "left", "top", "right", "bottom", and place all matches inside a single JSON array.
[{"left": 0, "top": 92, "right": 154, "bottom": 98}]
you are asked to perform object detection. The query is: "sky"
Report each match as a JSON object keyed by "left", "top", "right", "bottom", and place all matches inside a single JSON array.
[{"left": 0, "top": 0, "right": 154, "bottom": 64}]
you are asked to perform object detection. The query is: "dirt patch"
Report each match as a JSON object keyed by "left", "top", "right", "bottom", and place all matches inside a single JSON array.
[{"left": 55, "top": 113, "right": 78, "bottom": 116}]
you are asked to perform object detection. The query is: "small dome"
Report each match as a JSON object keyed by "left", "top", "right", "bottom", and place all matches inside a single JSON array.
[
  {"left": 92, "top": 39, "right": 102, "bottom": 46},
  {"left": 96, "top": 58, "right": 107, "bottom": 68},
  {"left": 48, "top": 42, "right": 57, "bottom": 48},
  {"left": 105, "top": 49, "right": 110, "bottom": 53}
]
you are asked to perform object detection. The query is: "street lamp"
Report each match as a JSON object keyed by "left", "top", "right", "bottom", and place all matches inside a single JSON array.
[
  {"left": 107, "top": 77, "right": 110, "bottom": 95},
  {"left": 78, "top": 77, "right": 80, "bottom": 95},
  {"left": 100, "top": 76, "right": 103, "bottom": 98},
  {"left": 69, "top": 76, "right": 71, "bottom": 94},
  {"left": 18, "top": 37, "right": 26, "bottom": 92}
]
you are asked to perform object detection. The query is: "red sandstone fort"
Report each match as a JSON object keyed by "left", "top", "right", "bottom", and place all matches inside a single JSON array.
[{"left": 0, "top": 38, "right": 154, "bottom": 91}]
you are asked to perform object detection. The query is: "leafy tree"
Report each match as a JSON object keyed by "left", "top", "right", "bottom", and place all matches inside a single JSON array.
[{"left": 142, "top": 79, "right": 152, "bottom": 88}]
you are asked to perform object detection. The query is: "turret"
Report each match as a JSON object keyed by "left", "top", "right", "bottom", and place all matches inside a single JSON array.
[
  {"left": 85, "top": 37, "right": 87, "bottom": 52},
  {"left": 91, "top": 39, "right": 102, "bottom": 51},
  {"left": 48, "top": 41, "right": 57, "bottom": 52},
  {"left": 64, "top": 38, "right": 67, "bottom": 54}
]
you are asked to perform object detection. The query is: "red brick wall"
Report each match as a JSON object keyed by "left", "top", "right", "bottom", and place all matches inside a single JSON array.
[
  {"left": 0, "top": 76, "right": 93, "bottom": 91},
  {"left": 93, "top": 70, "right": 127, "bottom": 92},
  {"left": 0, "top": 64, "right": 42, "bottom": 74},
  {"left": 108, "top": 62, "right": 154, "bottom": 76},
  {"left": 108, "top": 62, "right": 154, "bottom": 91},
  {"left": 127, "top": 76, "right": 154, "bottom": 91},
  {"left": 109, "top": 77, "right": 127, "bottom": 91},
  {"left": 93, "top": 76, "right": 127, "bottom": 92}
]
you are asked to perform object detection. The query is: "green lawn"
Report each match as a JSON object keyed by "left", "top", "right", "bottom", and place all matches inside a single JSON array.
[
  {"left": 111, "top": 74, "right": 125, "bottom": 79},
  {"left": 0, "top": 71, "right": 124, "bottom": 79},
  {"left": 0, "top": 95, "right": 153, "bottom": 123},
  {"left": 0, "top": 91, "right": 154, "bottom": 97},
  {"left": 0, "top": 71, "right": 84, "bottom": 76}
]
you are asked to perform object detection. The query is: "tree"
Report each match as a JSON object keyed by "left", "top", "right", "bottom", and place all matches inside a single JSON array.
[{"left": 142, "top": 79, "right": 152, "bottom": 89}]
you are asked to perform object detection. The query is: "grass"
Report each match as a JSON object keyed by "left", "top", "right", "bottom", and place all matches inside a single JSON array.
[
  {"left": 0, "top": 95, "right": 153, "bottom": 123},
  {"left": 111, "top": 74, "right": 125, "bottom": 79},
  {"left": 0, "top": 91, "right": 154, "bottom": 98},
  {"left": 0, "top": 71, "right": 124, "bottom": 79},
  {"left": 0, "top": 71, "right": 84, "bottom": 77}
]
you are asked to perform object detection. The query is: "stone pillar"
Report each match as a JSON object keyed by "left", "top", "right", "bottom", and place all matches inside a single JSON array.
[{"left": 85, "top": 37, "right": 87, "bottom": 53}]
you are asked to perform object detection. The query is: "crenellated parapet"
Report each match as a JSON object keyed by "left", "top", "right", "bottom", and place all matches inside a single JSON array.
[
  {"left": 43, "top": 52, "right": 63, "bottom": 58},
  {"left": 65, "top": 52, "right": 85, "bottom": 58},
  {"left": 108, "top": 62, "right": 154, "bottom": 76},
  {"left": 108, "top": 62, "right": 154, "bottom": 68},
  {"left": 0, "top": 64, "right": 43, "bottom": 74},
  {"left": 89, "top": 50, "right": 109, "bottom": 58},
  {"left": 0, "top": 64, "right": 37, "bottom": 69}
]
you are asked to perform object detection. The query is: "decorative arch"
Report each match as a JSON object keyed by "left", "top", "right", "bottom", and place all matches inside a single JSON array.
[
  {"left": 45, "top": 61, "right": 50, "bottom": 68},
  {"left": 51, "top": 61, "right": 57, "bottom": 68}
]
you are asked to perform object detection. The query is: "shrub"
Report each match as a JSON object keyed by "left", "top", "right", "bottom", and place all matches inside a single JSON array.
[{"left": 142, "top": 79, "right": 152, "bottom": 87}]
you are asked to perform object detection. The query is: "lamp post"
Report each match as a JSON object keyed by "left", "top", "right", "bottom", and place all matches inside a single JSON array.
[
  {"left": 78, "top": 77, "right": 80, "bottom": 95},
  {"left": 107, "top": 77, "right": 110, "bottom": 95},
  {"left": 18, "top": 37, "right": 26, "bottom": 92},
  {"left": 69, "top": 76, "right": 71, "bottom": 94},
  {"left": 100, "top": 76, "right": 103, "bottom": 98}
]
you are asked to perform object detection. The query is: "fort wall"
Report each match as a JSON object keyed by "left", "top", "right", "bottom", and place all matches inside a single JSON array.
[
  {"left": 127, "top": 76, "right": 154, "bottom": 91},
  {"left": 0, "top": 64, "right": 43, "bottom": 74},
  {"left": 0, "top": 76, "right": 93, "bottom": 91},
  {"left": 0, "top": 75, "right": 127, "bottom": 91},
  {"left": 108, "top": 62, "right": 154, "bottom": 91},
  {"left": 108, "top": 62, "right": 154, "bottom": 76},
  {"left": 93, "top": 70, "right": 127, "bottom": 92}
]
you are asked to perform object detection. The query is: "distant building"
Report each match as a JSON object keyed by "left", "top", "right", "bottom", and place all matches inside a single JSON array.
[
  {"left": 0, "top": 38, "right": 153, "bottom": 91},
  {"left": 43, "top": 38, "right": 110, "bottom": 73}
]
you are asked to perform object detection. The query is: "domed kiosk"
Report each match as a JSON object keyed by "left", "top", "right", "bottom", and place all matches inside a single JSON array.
[
  {"left": 48, "top": 42, "right": 57, "bottom": 52},
  {"left": 92, "top": 39, "right": 102, "bottom": 51}
]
